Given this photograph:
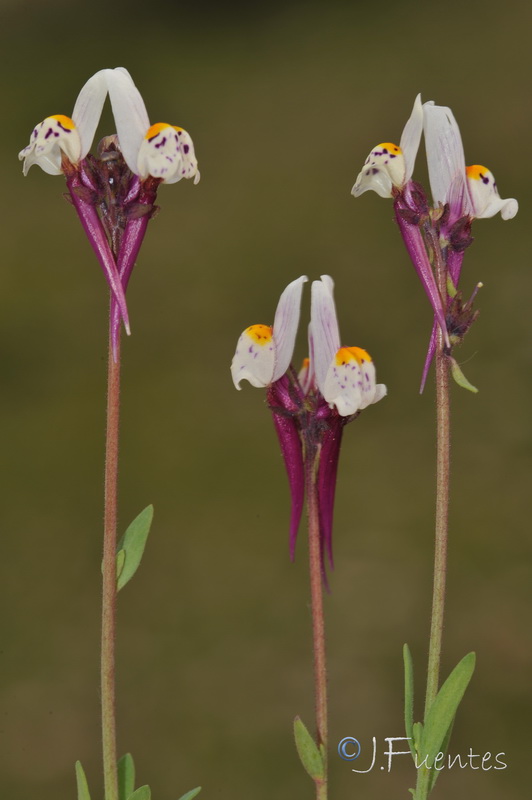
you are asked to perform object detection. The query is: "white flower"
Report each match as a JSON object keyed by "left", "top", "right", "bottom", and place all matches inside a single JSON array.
[
  {"left": 18, "top": 70, "right": 108, "bottom": 175},
  {"left": 106, "top": 68, "right": 200, "bottom": 184},
  {"left": 352, "top": 95, "right": 423, "bottom": 199},
  {"left": 423, "top": 101, "right": 518, "bottom": 220},
  {"left": 310, "top": 276, "right": 386, "bottom": 416},
  {"left": 231, "top": 276, "right": 308, "bottom": 389}
]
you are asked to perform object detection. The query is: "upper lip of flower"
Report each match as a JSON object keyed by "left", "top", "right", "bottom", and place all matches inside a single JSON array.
[{"left": 106, "top": 68, "right": 200, "bottom": 184}]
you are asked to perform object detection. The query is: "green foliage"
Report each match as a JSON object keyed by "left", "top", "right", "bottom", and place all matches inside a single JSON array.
[
  {"left": 176, "top": 788, "right": 202, "bottom": 800},
  {"left": 449, "top": 358, "right": 478, "bottom": 393},
  {"left": 74, "top": 761, "right": 91, "bottom": 800},
  {"left": 128, "top": 787, "right": 151, "bottom": 800},
  {"left": 118, "top": 753, "right": 136, "bottom": 800},
  {"left": 116, "top": 505, "right": 154, "bottom": 591},
  {"left": 420, "top": 652, "right": 476, "bottom": 770},
  {"left": 293, "top": 716, "right": 325, "bottom": 782}
]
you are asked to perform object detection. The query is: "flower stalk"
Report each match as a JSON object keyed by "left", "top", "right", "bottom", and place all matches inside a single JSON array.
[
  {"left": 101, "top": 321, "right": 121, "bottom": 800},
  {"left": 306, "top": 443, "right": 328, "bottom": 800}
]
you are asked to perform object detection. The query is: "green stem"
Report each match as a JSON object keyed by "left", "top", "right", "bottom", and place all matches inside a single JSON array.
[
  {"left": 101, "top": 321, "right": 121, "bottom": 800},
  {"left": 306, "top": 449, "right": 328, "bottom": 800},
  {"left": 415, "top": 228, "right": 451, "bottom": 800}
]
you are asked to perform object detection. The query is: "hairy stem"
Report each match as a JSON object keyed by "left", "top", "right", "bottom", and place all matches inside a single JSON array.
[
  {"left": 101, "top": 320, "right": 121, "bottom": 800},
  {"left": 415, "top": 228, "right": 451, "bottom": 800},
  {"left": 306, "top": 448, "right": 328, "bottom": 800}
]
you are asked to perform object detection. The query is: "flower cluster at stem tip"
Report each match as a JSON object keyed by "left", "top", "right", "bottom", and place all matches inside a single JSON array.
[
  {"left": 231, "top": 276, "right": 386, "bottom": 580},
  {"left": 18, "top": 68, "right": 199, "bottom": 357},
  {"left": 351, "top": 95, "right": 518, "bottom": 391}
]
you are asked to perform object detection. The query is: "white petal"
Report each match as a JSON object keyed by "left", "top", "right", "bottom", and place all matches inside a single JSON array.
[
  {"left": 107, "top": 68, "right": 151, "bottom": 174},
  {"left": 323, "top": 347, "right": 385, "bottom": 416},
  {"left": 18, "top": 116, "right": 81, "bottom": 175},
  {"left": 466, "top": 165, "right": 518, "bottom": 220},
  {"left": 400, "top": 94, "right": 423, "bottom": 182},
  {"left": 71, "top": 69, "right": 109, "bottom": 158},
  {"left": 137, "top": 124, "right": 199, "bottom": 183},
  {"left": 231, "top": 325, "right": 276, "bottom": 389},
  {"left": 351, "top": 143, "right": 404, "bottom": 198},
  {"left": 423, "top": 101, "right": 470, "bottom": 212},
  {"left": 271, "top": 275, "right": 308, "bottom": 381},
  {"left": 310, "top": 276, "right": 341, "bottom": 392}
]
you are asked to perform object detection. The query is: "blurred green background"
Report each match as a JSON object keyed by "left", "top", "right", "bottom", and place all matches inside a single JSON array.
[{"left": 1, "top": 0, "right": 530, "bottom": 798}]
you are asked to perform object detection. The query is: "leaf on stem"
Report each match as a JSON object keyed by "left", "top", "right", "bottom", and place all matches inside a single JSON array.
[
  {"left": 128, "top": 786, "right": 151, "bottom": 800},
  {"left": 403, "top": 644, "right": 416, "bottom": 758},
  {"left": 176, "top": 788, "right": 202, "bottom": 800},
  {"left": 118, "top": 752, "right": 135, "bottom": 800},
  {"left": 75, "top": 760, "right": 91, "bottom": 800},
  {"left": 293, "top": 716, "right": 325, "bottom": 782},
  {"left": 117, "top": 505, "right": 154, "bottom": 591},
  {"left": 420, "top": 651, "right": 476, "bottom": 769},
  {"left": 449, "top": 358, "right": 478, "bottom": 394}
]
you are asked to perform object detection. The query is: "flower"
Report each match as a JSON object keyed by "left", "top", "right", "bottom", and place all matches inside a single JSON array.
[
  {"left": 18, "top": 70, "right": 109, "bottom": 176},
  {"left": 351, "top": 95, "right": 450, "bottom": 356},
  {"left": 18, "top": 68, "right": 201, "bottom": 356},
  {"left": 351, "top": 95, "right": 423, "bottom": 198},
  {"left": 418, "top": 100, "right": 519, "bottom": 391},
  {"left": 231, "top": 276, "right": 386, "bottom": 577},
  {"left": 106, "top": 68, "right": 200, "bottom": 184},
  {"left": 423, "top": 101, "right": 518, "bottom": 223},
  {"left": 18, "top": 70, "right": 130, "bottom": 334}
]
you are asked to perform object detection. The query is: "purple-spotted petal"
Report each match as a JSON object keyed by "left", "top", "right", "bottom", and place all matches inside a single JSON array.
[
  {"left": 107, "top": 68, "right": 151, "bottom": 174},
  {"left": 271, "top": 275, "right": 308, "bottom": 381},
  {"left": 310, "top": 276, "right": 341, "bottom": 392},
  {"left": 465, "top": 165, "right": 518, "bottom": 220},
  {"left": 322, "top": 347, "right": 386, "bottom": 416}
]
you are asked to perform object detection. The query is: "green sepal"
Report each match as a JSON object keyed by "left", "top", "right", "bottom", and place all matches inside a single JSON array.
[
  {"left": 420, "top": 652, "right": 476, "bottom": 768},
  {"left": 117, "top": 752, "right": 135, "bottom": 800},
  {"left": 176, "top": 788, "right": 202, "bottom": 800},
  {"left": 446, "top": 274, "right": 458, "bottom": 298},
  {"left": 75, "top": 761, "right": 91, "bottom": 800},
  {"left": 403, "top": 644, "right": 415, "bottom": 758},
  {"left": 128, "top": 786, "right": 151, "bottom": 800},
  {"left": 116, "top": 505, "right": 154, "bottom": 591},
  {"left": 449, "top": 358, "right": 478, "bottom": 394},
  {"left": 293, "top": 716, "right": 325, "bottom": 782}
]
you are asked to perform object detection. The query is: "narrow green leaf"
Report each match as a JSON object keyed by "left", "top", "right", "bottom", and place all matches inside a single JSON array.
[
  {"left": 117, "top": 505, "right": 154, "bottom": 591},
  {"left": 117, "top": 753, "right": 135, "bottom": 800},
  {"left": 75, "top": 761, "right": 91, "bottom": 800},
  {"left": 128, "top": 786, "right": 151, "bottom": 800},
  {"left": 428, "top": 719, "right": 455, "bottom": 793},
  {"left": 422, "top": 652, "right": 476, "bottom": 768},
  {"left": 449, "top": 358, "right": 478, "bottom": 394},
  {"left": 176, "top": 788, "right": 202, "bottom": 800},
  {"left": 293, "top": 716, "right": 325, "bottom": 782},
  {"left": 403, "top": 644, "right": 415, "bottom": 758}
]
